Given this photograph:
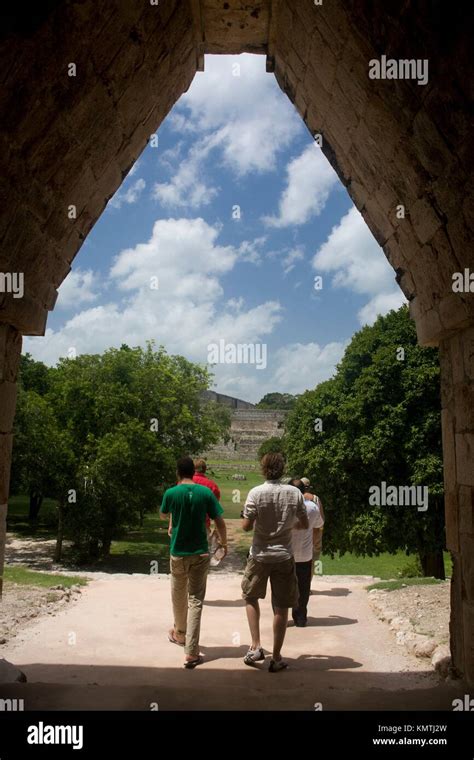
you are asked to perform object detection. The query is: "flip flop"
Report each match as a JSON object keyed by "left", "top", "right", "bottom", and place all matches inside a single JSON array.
[
  {"left": 184, "top": 655, "right": 204, "bottom": 669},
  {"left": 168, "top": 629, "right": 185, "bottom": 646}
]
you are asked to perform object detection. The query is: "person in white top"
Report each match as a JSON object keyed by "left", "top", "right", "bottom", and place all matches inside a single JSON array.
[{"left": 289, "top": 478, "right": 324, "bottom": 627}]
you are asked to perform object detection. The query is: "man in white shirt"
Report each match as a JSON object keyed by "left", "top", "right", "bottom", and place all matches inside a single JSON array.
[
  {"left": 241, "top": 453, "right": 308, "bottom": 672},
  {"left": 289, "top": 478, "right": 324, "bottom": 627}
]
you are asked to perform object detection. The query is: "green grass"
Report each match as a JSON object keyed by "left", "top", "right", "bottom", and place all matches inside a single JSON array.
[
  {"left": 317, "top": 551, "right": 452, "bottom": 579},
  {"left": 4, "top": 565, "right": 88, "bottom": 588},
  {"left": 108, "top": 510, "right": 171, "bottom": 573},
  {"left": 7, "top": 494, "right": 58, "bottom": 539},
  {"left": 206, "top": 467, "right": 264, "bottom": 518},
  {"left": 366, "top": 577, "right": 447, "bottom": 592},
  {"left": 6, "top": 489, "right": 453, "bottom": 582}
]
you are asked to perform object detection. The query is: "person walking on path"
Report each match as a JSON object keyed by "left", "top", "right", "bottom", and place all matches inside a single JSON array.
[
  {"left": 289, "top": 478, "right": 324, "bottom": 627},
  {"left": 301, "top": 476, "right": 325, "bottom": 572},
  {"left": 161, "top": 456, "right": 227, "bottom": 668},
  {"left": 241, "top": 453, "right": 308, "bottom": 672}
]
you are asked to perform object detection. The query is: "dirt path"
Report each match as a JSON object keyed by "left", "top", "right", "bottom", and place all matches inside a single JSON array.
[{"left": 0, "top": 573, "right": 462, "bottom": 711}]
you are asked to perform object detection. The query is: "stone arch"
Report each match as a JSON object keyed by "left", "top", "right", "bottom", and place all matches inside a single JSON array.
[{"left": 0, "top": 1, "right": 472, "bottom": 684}]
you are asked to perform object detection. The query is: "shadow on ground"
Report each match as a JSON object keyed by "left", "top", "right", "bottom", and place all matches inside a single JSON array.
[{"left": 0, "top": 663, "right": 465, "bottom": 711}]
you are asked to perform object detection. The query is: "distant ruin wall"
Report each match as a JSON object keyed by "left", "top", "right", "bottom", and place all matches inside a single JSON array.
[
  {"left": 205, "top": 408, "right": 287, "bottom": 461},
  {"left": 201, "top": 390, "right": 255, "bottom": 410}
]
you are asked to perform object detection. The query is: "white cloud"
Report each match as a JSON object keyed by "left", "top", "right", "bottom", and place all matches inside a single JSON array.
[
  {"left": 153, "top": 139, "right": 218, "bottom": 208},
  {"left": 312, "top": 206, "right": 406, "bottom": 325},
  {"left": 176, "top": 55, "right": 302, "bottom": 176},
  {"left": 109, "top": 178, "right": 146, "bottom": 209},
  {"left": 159, "top": 141, "right": 184, "bottom": 169},
  {"left": 282, "top": 247, "right": 305, "bottom": 275},
  {"left": 24, "top": 219, "right": 283, "bottom": 395},
  {"left": 55, "top": 269, "right": 100, "bottom": 309},
  {"left": 237, "top": 237, "right": 267, "bottom": 265},
  {"left": 153, "top": 55, "right": 303, "bottom": 210},
  {"left": 273, "top": 341, "right": 347, "bottom": 394},
  {"left": 357, "top": 292, "right": 406, "bottom": 325},
  {"left": 263, "top": 144, "right": 339, "bottom": 228}
]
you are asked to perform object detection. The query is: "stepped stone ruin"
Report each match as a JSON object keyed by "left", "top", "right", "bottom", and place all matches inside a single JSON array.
[{"left": 203, "top": 391, "right": 285, "bottom": 460}]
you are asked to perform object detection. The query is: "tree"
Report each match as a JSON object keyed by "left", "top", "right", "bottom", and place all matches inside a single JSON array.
[
  {"left": 18, "top": 353, "right": 51, "bottom": 395},
  {"left": 256, "top": 392, "right": 298, "bottom": 410},
  {"left": 12, "top": 390, "right": 63, "bottom": 520},
  {"left": 257, "top": 436, "right": 287, "bottom": 460},
  {"left": 47, "top": 343, "right": 230, "bottom": 459},
  {"left": 11, "top": 343, "right": 231, "bottom": 561},
  {"left": 65, "top": 420, "right": 174, "bottom": 559},
  {"left": 285, "top": 306, "right": 445, "bottom": 578}
]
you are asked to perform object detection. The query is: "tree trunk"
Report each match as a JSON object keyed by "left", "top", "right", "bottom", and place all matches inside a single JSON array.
[
  {"left": 419, "top": 549, "right": 446, "bottom": 580},
  {"left": 54, "top": 500, "right": 65, "bottom": 562},
  {"left": 28, "top": 491, "right": 43, "bottom": 521},
  {"left": 88, "top": 539, "right": 100, "bottom": 560},
  {"left": 101, "top": 528, "right": 113, "bottom": 558}
]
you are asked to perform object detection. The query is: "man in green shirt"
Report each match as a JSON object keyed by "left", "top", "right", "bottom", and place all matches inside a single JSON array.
[{"left": 161, "top": 456, "right": 227, "bottom": 668}]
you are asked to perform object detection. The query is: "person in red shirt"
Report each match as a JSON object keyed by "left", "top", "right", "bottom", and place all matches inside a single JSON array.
[{"left": 192, "top": 459, "right": 221, "bottom": 534}]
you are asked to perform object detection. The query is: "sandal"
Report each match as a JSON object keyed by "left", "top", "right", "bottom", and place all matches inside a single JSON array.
[
  {"left": 168, "top": 629, "right": 185, "bottom": 646},
  {"left": 184, "top": 655, "right": 204, "bottom": 669},
  {"left": 269, "top": 658, "right": 288, "bottom": 673},
  {"left": 243, "top": 647, "right": 265, "bottom": 666}
]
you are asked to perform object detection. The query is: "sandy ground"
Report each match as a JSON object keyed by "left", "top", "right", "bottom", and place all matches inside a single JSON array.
[{"left": 0, "top": 572, "right": 463, "bottom": 711}]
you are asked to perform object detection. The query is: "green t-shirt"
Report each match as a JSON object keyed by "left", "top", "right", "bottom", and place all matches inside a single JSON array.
[{"left": 161, "top": 483, "right": 224, "bottom": 557}]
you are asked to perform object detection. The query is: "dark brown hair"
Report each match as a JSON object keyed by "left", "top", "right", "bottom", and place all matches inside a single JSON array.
[
  {"left": 289, "top": 478, "right": 305, "bottom": 494},
  {"left": 261, "top": 452, "right": 285, "bottom": 480},
  {"left": 177, "top": 456, "right": 195, "bottom": 479}
]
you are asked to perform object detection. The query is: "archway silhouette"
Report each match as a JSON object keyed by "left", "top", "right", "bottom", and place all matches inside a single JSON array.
[{"left": 0, "top": 1, "right": 472, "bottom": 686}]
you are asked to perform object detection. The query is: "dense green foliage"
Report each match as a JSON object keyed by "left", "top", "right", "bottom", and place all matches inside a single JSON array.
[
  {"left": 11, "top": 344, "right": 230, "bottom": 560},
  {"left": 256, "top": 392, "right": 298, "bottom": 410},
  {"left": 285, "top": 306, "right": 446, "bottom": 577},
  {"left": 257, "top": 436, "right": 287, "bottom": 460}
]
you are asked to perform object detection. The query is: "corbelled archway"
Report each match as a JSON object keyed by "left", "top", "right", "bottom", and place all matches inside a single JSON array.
[{"left": 0, "top": 1, "right": 472, "bottom": 684}]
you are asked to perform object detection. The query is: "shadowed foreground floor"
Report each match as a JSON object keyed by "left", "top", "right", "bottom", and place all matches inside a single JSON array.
[{"left": 0, "top": 574, "right": 464, "bottom": 710}]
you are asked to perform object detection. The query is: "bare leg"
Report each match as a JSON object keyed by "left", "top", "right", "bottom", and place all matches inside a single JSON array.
[
  {"left": 245, "top": 598, "right": 261, "bottom": 649},
  {"left": 273, "top": 607, "right": 289, "bottom": 660}
]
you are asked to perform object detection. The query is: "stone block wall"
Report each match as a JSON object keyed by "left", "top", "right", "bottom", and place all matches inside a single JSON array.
[
  {"left": 440, "top": 327, "right": 474, "bottom": 683},
  {"left": 206, "top": 409, "right": 286, "bottom": 460},
  {"left": 0, "top": 0, "right": 472, "bottom": 683},
  {"left": 0, "top": 325, "right": 21, "bottom": 596}
]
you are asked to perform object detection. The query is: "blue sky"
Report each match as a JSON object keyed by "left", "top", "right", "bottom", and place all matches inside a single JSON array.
[{"left": 25, "top": 55, "right": 405, "bottom": 403}]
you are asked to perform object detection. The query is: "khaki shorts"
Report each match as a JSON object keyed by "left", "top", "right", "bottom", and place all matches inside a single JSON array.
[{"left": 241, "top": 556, "right": 299, "bottom": 609}]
